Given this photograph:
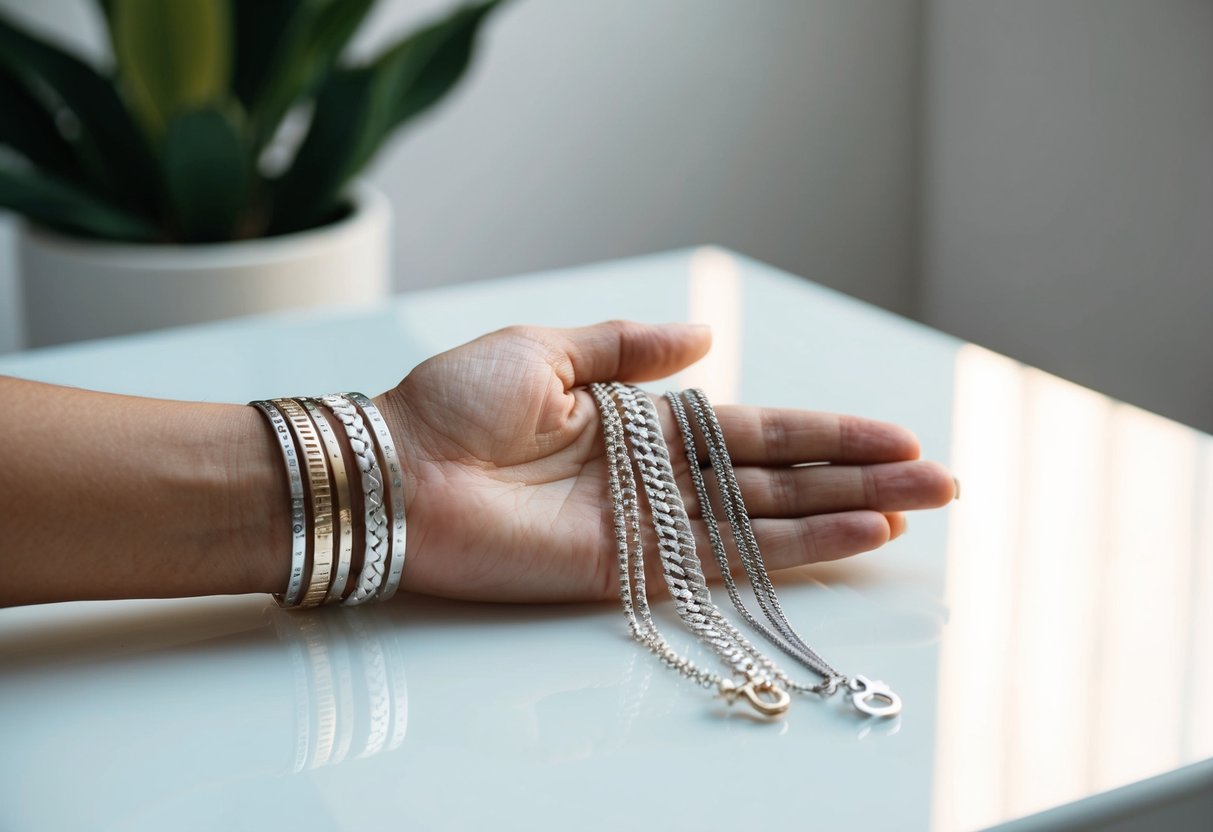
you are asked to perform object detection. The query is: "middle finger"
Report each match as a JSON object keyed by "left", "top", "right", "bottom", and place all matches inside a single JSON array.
[{"left": 684, "top": 460, "right": 956, "bottom": 519}]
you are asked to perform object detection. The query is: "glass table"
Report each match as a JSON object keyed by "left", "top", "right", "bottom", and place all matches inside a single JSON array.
[{"left": 1, "top": 248, "right": 1209, "bottom": 830}]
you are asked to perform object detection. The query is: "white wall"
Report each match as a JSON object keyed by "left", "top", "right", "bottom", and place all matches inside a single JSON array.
[
  {"left": 4, "top": 1, "right": 1208, "bottom": 433},
  {"left": 361, "top": 0, "right": 922, "bottom": 311},
  {"left": 919, "top": 0, "right": 1213, "bottom": 431},
  {"left": 0, "top": 0, "right": 924, "bottom": 352}
]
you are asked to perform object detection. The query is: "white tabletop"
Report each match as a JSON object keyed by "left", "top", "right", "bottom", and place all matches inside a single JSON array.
[{"left": 0, "top": 248, "right": 1209, "bottom": 831}]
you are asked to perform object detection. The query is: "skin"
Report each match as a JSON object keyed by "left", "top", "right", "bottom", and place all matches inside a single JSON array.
[{"left": 0, "top": 321, "right": 957, "bottom": 608}]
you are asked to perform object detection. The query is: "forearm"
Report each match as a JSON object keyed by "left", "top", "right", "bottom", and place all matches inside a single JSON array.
[{"left": 0, "top": 377, "right": 286, "bottom": 606}]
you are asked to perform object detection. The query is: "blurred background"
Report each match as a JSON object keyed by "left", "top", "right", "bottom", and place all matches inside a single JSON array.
[{"left": 0, "top": 0, "right": 1209, "bottom": 431}]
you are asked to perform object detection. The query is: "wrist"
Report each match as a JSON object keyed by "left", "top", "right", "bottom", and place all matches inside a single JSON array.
[
  {"left": 224, "top": 404, "right": 292, "bottom": 595},
  {"left": 373, "top": 387, "right": 427, "bottom": 576}
]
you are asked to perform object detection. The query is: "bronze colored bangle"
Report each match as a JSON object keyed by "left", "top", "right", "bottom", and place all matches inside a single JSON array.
[
  {"left": 273, "top": 398, "right": 335, "bottom": 608},
  {"left": 298, "top": 398, "right": 355, "bottom": 604}
]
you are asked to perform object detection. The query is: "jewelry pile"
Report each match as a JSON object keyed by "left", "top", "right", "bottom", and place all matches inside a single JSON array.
[
  {"left": 590, "top": 383, "right": 901, "bottom": 719},
  {"left": 249, "top": 393, "right": 406, "bottom": 608}
]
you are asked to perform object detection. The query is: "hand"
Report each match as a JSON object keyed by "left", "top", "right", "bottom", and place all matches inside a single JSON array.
[{"left": 375, "top": 321, "right": 956, "bottom": 603}]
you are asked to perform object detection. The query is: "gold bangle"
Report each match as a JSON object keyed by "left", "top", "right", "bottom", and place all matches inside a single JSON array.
[
  {"left": 274, "top": 398, "right": 334, "bottom": 608},
  {"left": 298, "top": 397, "right": 355, "bottom": 604}
]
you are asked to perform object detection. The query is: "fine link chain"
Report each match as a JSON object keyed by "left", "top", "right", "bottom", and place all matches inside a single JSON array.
[
  {"left": 318, "top": 394, "right": 390, "bottom": 605},
  {"left": 665, "top": 390, "right": 827, "bottom": 686},
  {"left": 679, "top": 388, "right": 902, "bottom": 715},
  {"left": 669, "top": 389, "right": 843, "bottom": 692}
]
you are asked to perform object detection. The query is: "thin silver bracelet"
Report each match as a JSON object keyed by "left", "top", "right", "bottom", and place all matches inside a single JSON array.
[
  {"left": 250, "top": 400, "right": 308, "bottom": 607},
  {"left": 347, "top": 393, "right": 407, "bottom": 602}
]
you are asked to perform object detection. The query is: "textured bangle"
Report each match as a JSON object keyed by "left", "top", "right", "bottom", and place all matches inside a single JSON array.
[
  {"left": 299, "top": 398, "right": 355, "bottom": 604},
  {"left": 347, "top": 393, "right": 407, "bottom": 602},
  {"left": 319, "top": 394, "right": 389, "bottom": 605},
  {"left": 274, "top": 398, "right": 335, "bottom": 608},
  {"left": 250, "top": 400, "right": 308, "bottom": 607}
]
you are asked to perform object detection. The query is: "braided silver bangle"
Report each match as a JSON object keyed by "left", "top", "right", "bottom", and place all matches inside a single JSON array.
[
  {"left": 318, "top": 394, "right": 390, "bottom": 605},
  {"left": 347, "top": 393, "right": 407, "bottom": 602},
  {"left": 250, "top": 400, "right": 308, "bottom": 607}
]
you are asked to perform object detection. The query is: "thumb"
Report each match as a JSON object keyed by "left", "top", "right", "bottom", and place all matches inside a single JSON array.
[{"left": 548, "top": 320, "right": 712, "bottom": 387}]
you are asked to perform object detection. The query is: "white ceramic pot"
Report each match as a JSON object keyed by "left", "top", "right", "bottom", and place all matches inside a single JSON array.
[{"left": 19, "top": 183, "right": 391, "bottom": 347}]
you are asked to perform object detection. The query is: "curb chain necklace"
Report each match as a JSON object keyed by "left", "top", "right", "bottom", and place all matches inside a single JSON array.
[{"left": 591, "top": 382, "right": 902, "bottom": 719}]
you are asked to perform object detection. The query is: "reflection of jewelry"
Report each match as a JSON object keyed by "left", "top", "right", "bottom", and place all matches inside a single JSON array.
[
  {"left": 274, "top": 609, "right": 409, "bottom": 770},
  {"left": 591, "top": 382, "right": 789, "bottom": 717},
  {"left": 672, "top": 387, "right": 901, "bottom": 718}
]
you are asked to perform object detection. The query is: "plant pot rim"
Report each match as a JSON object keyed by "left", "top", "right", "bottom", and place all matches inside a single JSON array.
[{"left": 18, "top": 181, "right": 390, "bottom": 268}]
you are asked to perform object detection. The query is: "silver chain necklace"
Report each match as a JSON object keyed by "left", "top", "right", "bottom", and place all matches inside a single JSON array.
[
  {"left": 591, "top": 382, "right": 901, "bottom": 718},
  {"left": 671, "top": 388, "right": 901, "bottom": 717},
  {"left": 592, "top": 382, "right": 790, "bottom": 716}
]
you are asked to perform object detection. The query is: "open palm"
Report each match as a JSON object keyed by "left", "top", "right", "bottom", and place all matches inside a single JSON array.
[{"left": 375, "top": 321, "right": 955, "bottom": 603}]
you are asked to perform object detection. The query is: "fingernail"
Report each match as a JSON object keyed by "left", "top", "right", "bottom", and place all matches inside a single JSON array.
[{"left": 952, "top": 477, "right": 962, "bottom": 501}]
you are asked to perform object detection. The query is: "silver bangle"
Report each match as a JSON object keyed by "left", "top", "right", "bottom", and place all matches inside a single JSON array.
[
  {"left": 318, "top": 394, "right": 389, "bottom": 605},
  {"left": 250, "top": 400, "right": 308, "bottom": 607},
  {"left": 274, "top": 398, "right": 335, "bottom": 608},
  {"left": 347, "top": 393, "right": 407, "bottom": 602}
]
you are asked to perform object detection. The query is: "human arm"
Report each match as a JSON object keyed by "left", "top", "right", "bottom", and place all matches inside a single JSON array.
[{"left": 0, "top": 321, "right": 957, "bottom": 608}]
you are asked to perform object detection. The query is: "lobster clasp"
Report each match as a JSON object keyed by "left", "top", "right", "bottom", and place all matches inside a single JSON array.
[
  {"left": 719, "top": 677, "right": 791, "bottom": 717},
  {"left": 848, "top": 675, "right": 901, "bottom": 717}
]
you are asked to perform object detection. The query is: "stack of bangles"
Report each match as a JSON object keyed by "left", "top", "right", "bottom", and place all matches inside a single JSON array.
[{"left": 249, "top": 393, "right": 406, "bottom": 608}]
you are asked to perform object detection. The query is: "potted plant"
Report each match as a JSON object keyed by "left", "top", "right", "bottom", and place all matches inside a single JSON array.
[{"left": 0, "top": 0, "right": 506, "bottom": 346}]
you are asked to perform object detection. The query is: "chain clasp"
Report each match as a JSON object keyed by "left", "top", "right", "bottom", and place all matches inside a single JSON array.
[
  {"left": 847, "top": 675, "right": 901, "bottom": 717},
  {"left": 719, "top": 678, "right": 791, "bottom": 717}
]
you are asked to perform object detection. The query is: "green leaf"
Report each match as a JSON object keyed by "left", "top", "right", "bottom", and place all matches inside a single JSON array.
[
  {"left": 267, "top": 67, "right": 375, "bottom": 233},
  {"left": 0, "top": 63, "right": 81, "bottom": 180},
  {"left": 0, "top": 164, "right": 159, "bottom": 241},
  {"left": 377, "top": 0, "right": 505, "bottom": 129},
  {"left": 0, "top": 11, "right": 160, "bottom": 215},
  {"left": 108, "top": 0, "right": 231, "bottom": 138},
  {"left": 161, "top": 107, "right": 251, "bottom": 242},
  {"left": 231, "top": 0, "right": 300, "bottom": 109},
  {"left": 270, "top": 0, "right": 504, "bottom": 233},
  {"left": 245, "top": 0, "right": 376, "bottom": 152}
]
